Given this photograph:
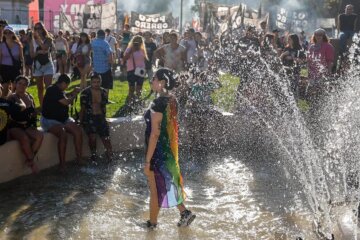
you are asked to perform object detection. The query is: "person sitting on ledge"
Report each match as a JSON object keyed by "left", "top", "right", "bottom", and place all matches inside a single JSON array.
[
  {"left": 338, "top": 4, "right": 358, "bottom": 55},
  {"left": 0, "top": 77, "right": 39, "bottom": 173},
  {"left": 7, "top": 76, "right": 44, "bottom": 173},
  {"left": 79, "top": 73, "right": 113, "bottom": 162},
  {"left": 40, "top": 74, "right": 83, "bottom": 171}
]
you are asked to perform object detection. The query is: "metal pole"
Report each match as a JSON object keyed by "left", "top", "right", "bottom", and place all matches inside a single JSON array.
[{"left": 180, "top": 0, "right": 183, "bottom": 34}]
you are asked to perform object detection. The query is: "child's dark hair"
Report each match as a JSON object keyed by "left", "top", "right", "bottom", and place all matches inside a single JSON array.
[
  {"left": 14, "top": 75, "right": 30, "bottom": 86},
  {"left": 155, "top": 68, "right": 179, "bottom": 90},
  {"left": 56, "top": 74, "right": 71, "bottom": 84},
  {"left": 90, "top": 73, "right": 102, "bottom": 81}
]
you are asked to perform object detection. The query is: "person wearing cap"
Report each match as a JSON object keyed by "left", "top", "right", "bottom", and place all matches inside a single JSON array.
[
  {"left": 7, "top": 76, "right": 43, "bottom": 174},
  {"left": 0, "top": 25, "right": 24, "bottom": 98},
  {"left": 122, "top": 35, "right": 148, "bottom": 104},
  {"left": 91, "top": 29, "right": 114, "bottom": 102},
  {"left": 79, "top": 73, "right": 112, "bottom": 162},
  {"left": 41, "top": 74, "right": 83, "bottom": 171},
  {"left": 307, "top": 28, "right": 334, "bottom": 98},
  {"left": 338, "top": 4, "right": 358, "bottom": 55},
  {"left": 144, "top": 68, "right": 196, "bottom": 229}
]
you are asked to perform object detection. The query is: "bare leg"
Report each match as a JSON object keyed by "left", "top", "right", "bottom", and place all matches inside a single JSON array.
[
  {"left": 101, "top": 136, "right": 113, "bottom": 161},
  {"left": 127, "top": 86, "right": 135, "bottom": 104},
  {"left": 64, "top": 122, "right": 84, "bottom": 164},
  {"left": 177, "top": 203, "right": 186, "bottom": 213},
  {"left": 43, "top": 74, "right": 53, "bottom": 89},
  {"left": 88, "top": 133, "right": 97, "bottom": 158},
  {"left": 48, "top": 124, "right": 67, "bottom": 170},
  {"left": 147, "top": 171, "right": 160, "bottom": 225},
  {"left": 26, "top": 128, "right": 44, "bottom": 154},
  {"left": 1, "top": 82, "right": 10, "bottom": 98},
  {"left": 135, "top": 84, "right": 143, "bottom": 99},
  {"left": 8, "top": 128, "right": 37, "bottom": 173},
  {"left": 35, "top": 76, "right": 44, "bottom": 107}
]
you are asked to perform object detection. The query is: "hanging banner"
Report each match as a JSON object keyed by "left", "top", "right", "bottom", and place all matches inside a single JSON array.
[
  {"left": 43, "top": 0, "right": 118, "bottom": 33},
  {"left": 130, "top": 12, "right": 174, "bottom": 33},
  {"left": 276, "top": 7, "right": 314, "bottom": 33}
]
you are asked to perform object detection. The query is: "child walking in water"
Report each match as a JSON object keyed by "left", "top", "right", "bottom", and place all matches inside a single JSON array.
[{"left": 144, "top": 68, "right": 196, "bottom": 229}]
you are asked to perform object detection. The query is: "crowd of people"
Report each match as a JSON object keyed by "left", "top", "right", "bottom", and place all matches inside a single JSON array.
[
  {"left": 0, "top": 3, "right": 358, "bottom": 230},
  {"left": 0, "top": 4, "right": 358, "bottom": 169}
]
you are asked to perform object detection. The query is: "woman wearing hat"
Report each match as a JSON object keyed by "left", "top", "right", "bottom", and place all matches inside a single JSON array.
[
  {"left": 0, "top": 26, "right": 24, "bottom": 97},
  {"left": 144, "top": 68, "right": 196, "bottom": 229}
]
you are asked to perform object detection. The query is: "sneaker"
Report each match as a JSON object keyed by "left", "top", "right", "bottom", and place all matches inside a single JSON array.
[
  {"left": 146, "top": 220, "right": 157, "bottom": 229},
  {"left": 177, "top": 210, "right": 196, "bottom": 227}
]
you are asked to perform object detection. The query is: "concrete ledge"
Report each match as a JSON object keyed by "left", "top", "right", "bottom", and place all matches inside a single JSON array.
[{"left": 0, "top": 116, "right": 145, "bottom": 184}]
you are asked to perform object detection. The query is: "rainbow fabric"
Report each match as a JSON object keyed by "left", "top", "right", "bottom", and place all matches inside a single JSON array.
[{"left": 153, "top": 99, "right": 186, "bottom": 208}]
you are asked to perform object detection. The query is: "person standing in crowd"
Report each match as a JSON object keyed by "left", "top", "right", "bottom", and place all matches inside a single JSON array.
[
  {"left": 54, "top": 30, "right": 69, "bottom": 74},
  {"left": 121, "top": 24, "right": 132, "bottom": 51},
  {"left": 338, "top": 4, "right": 358, "bottom": 55},
  {"left": 70, "top": 34, "right": 81, "bottom": 80},
  {"left": 162, "top": 32, "right": 170, "bottom": 45},
  {"left": 120, "top": 24, "right": 133, "bottom": 78},
  {"left": 20, "top": 30, "right": 34, "bottom": 78},
  {"left": 180, "top": 28, "right": 198, "bottom": 66},
  {"left": 7, "top": 76, "right": 43, "bottom": 173},
  {"left": 307, "top": 28, "right": 335, "bottom": 99},
  {"left": 90, "top": 31, "right": 96, "bottom": 41},
  {"left": 144, "top": 68, "right": 196, "bottom": 229},
  {"left": 40, "top": 74, "right": 83, "bottom": 171},
  {"left": 299, "top": 30, "right": 309, "bottom": 50},
  {"left": 0, "top": 26, "right": 24, "bottom": 98},
  {"left": 123, "top": 35, "right": 147, "bottom": 104},
  {"left": 91, "top": 29, "right": 114, "bottom": 102},
  {"left": 79, "top": 73, "right": 113, "bottom": 162},
  {"left": 30, "top": 22, "right": 54, "bottom": 107},
  {"left": 272, "top": 29, "right": 284, "bottom": 55},
  {"left": 259, "top": 21, "right": 268, "bottom": 43},
  {"left": 280, "top": 34, "right": 306, "bottom": 97},
  {"left": 75, "top": 32, "right": 92, "bottom": 89},
  {"left": 0, "top": 19, "right": 8, "bottom": 42},
  {"left": 144, "top": 31, "right": 157, "bottom": 82},
  {"left": 154, "top": 33, "right": 186, "bottom": 73},
  {"left": 105, "top": 29, "right": 118, "bottom": 77}
]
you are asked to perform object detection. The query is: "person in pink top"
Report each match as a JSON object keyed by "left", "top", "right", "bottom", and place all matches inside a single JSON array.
[
  {"left": 123, "top": 35, "right": 148, "bottom": 104},
  {"left": 307, "top": 28, "right": 334, "bottom": 99},
  {"left": 308, "top": 29, "right": 334, "bottom": 82}
]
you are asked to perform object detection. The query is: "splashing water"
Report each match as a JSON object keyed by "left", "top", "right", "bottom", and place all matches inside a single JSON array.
[{"left": 210, "top": 30, "right": 360, "bottom": 238}]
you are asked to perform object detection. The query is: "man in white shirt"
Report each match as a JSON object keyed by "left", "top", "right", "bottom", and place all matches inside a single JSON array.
[{"left": 105, "top": 29, "right": 118, "bottom": 77}]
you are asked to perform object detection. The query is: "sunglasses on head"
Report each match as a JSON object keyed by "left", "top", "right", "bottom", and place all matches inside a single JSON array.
[{"left": 34, "top": 27, "right": 42, "bottom": 30}]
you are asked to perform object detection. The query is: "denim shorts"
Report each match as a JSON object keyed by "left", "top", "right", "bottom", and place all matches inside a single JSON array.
[
  {"left": 33, "top": 61, "right": 54, "bottom": 77},
  {"left": 40, "top": 116, "right": 73, "bottom": 132}
]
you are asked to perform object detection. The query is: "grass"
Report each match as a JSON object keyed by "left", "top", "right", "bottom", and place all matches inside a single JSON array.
[
  {"left": 212, "top": 74, "right": 240, "bottom": 112},
  {"left": 27, "top": 78, "right": 152, "bottom": 118},
  {"left": 26, "top": 74, "right": 241, "bottom": 118}
]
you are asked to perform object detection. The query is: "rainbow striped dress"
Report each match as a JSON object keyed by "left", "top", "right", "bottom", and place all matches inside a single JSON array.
[{"left": 144, "top": 96, "right": 186, "bottom": 208}]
